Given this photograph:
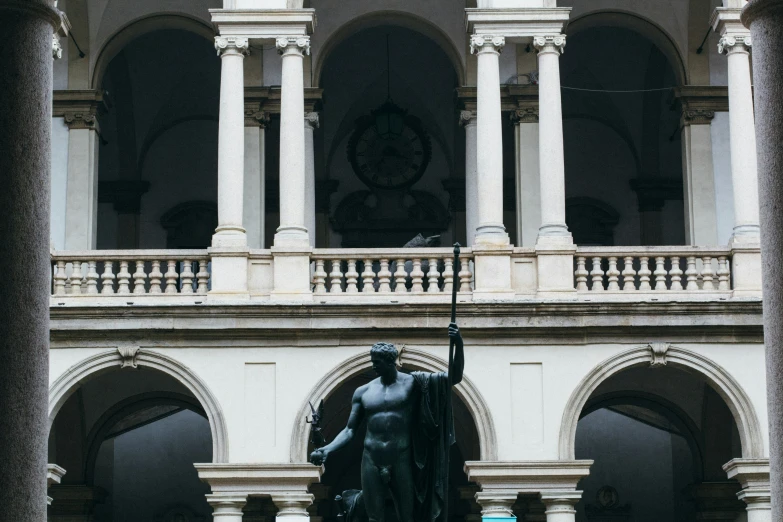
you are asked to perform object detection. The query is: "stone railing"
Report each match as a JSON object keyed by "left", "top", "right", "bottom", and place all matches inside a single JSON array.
[
  {"left": 51, "top": 250, "right": 210, "bottom": 296},
  {"left": 310, "top": 248, "right": 474, "bottom": 297},
  {"left": 575, "top": 247, "right": 733, "bottom": 293}
]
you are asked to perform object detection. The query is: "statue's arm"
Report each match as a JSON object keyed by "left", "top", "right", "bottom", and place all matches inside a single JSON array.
[
  {"left": 310, "top": 387, "right": 364, "bottom": 465},
  {"left": 448, "top": 323, "right": 464, "bottom": 385}
]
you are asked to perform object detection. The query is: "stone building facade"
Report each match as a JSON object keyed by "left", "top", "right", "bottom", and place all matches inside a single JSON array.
[{"left": 43, "top": 0, "right": 772, "bottom": 521}]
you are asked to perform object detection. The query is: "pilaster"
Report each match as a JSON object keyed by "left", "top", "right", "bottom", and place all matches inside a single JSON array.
[{"left": 46, "top": 464, "right": 66, "bottom": 506}]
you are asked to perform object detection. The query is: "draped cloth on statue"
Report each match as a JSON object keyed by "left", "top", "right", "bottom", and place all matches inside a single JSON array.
[{"left": 412, "top": 371, "right": 455, "bottom": 522}]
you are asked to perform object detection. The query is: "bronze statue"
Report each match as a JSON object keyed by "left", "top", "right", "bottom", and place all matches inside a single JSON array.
[{"left": 310, "top": 324, "right": 464, "bottom": 522}]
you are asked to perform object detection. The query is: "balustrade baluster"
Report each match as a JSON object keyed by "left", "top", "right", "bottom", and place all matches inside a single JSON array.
[
  {"left": 669, "top": 257, "right": 684, "bottom": 291},
  {"left": 85, "top": 261, "right": 99, "bottom": 294},
  {"left": 411, "top": 259, "right": 424, "bottom": 293},
  {"left": 313, "top": 260, "right": 327, "bottom": 294},
  {"left": 442, "top": 257, "right": 454, "bottom": 294},
  {"left": 100, "top": 260, "right": 115, "bottom": 295},
  {"left": 621, "top": 257, "right": 636, "bottom": 291},
  {"left": 638, "top": 257, "right": 652, "bottom": 291},
  {"left": 330, "top": 259, "right": 344, "bottom": 294},
  {"left": 164, "top": 260, "right": 178, "bottom": 294},
  {"left": 196, "top": 259, "right": 210, "bottom": 294},
  {"left": 701, "top": 256, "right": 716, "bottom": 290},
  {"left": 718, "top": 256, "right": 731, "bottom": 291},
  {"left": 69, "top": 262, "right": 84, "bottom": 294},
  {"left": 149, "top": 261, "right": 163, "bottom": 294},
  {"left": 685, "top": 256, "right": 698, "bottom": 291},
  {"left": 458, "top": 254, "right": 473, "bottom": 294},
  {"left": 606, "top": 257, "right": 620, "bottom": 291},
  {"left": 361, "top": 259, "right": 375, "bottom": 293},
  {"left": 378, "top": 259, "right": 392, "bottom": 293},
  {"left": 181, "top": 260, "right": 195, "bottom": 294},
  {"left": 654, "top": 257, "right": 667, "bottom": 291},
  {"left": 575, "top": 257, "right": 588, "bottom": 292},
  {"left": 53, "top": 260, "right": 67, "bottom": 296},
  {"left": 132, "top": 260, "right": 147, "bottom": 294},
  {"left": 427, "top": 257, "right": 441, "bottom": 293},
  {"left": 345, "top": 260, "right": 359, "bottom": 293},
  {"left": 117, "top": 261, "right": 131, "bottom": 294},
  {"left": 394, "top": 259, "right": 407, "bottom": 293},
  {"left": 590, "top": 257, "right": 604, "bottom": 292}
]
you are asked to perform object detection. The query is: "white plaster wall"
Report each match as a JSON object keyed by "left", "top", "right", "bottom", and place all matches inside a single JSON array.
[
  {"left": 51, "top": 117, "right": 70, "bottom": 250},
  {"left": 711, "top": 112, "right": 735, "bottom": 246}
]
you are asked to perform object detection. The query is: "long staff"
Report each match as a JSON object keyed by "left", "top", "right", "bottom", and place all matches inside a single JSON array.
[{"left": 444, "top": 243, "right": 460, "bottom": 522}]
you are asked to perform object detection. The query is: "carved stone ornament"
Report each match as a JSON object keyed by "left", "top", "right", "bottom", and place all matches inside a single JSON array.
[
  {"left": 245, "top": 109, "right": 270, "bottom": 128},
  {"left": 683, "top": 109, "right": 716, "bottom": 125},
  {"left": 214, "top": 36, "right": 250, "bottom": 56},
  {"left": 718, "top": 34, "right": 752, "bottom": 55},
  {"left": 63, "top": 111, "right": 98, "bottom": 130},
  {"left": 304, "top": 111, "right": 320, "bottom": 129},
  {"left": 276, "top": 36, "right": 311, "bottom": 56},
  {"left": 470, "top": 35, "right": 505, "bottom": 55},
  {"left": 512, "top": 106, "right": 539, "bottom": 124},
  {"left": 118, "top": 346, "right": 141, "bottom": 369},
  {"left": 459, "top": 110, "right": 476, "bottom": 127},
  {"left": 533, "top": 35, "right": 567, "bottom": 54},
  {"left": 648, "top": 342, "right": 671, "bottom": 368},
  {"left": 52, "top": 34, "right": 62, "bottom": 60}
]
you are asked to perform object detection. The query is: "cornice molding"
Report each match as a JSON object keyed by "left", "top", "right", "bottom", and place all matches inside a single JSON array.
[
  {"left": 52, "top": 90, "right": 106, "bottom": 130},
  {"left": 671, "top": 86, "right": 729, "bottom": 125}
]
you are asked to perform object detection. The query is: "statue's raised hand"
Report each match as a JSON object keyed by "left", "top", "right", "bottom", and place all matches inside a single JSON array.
[
  {"left": 310, "top": 448, "right": 328, "bottom": 466},
  {"left": 448, "top": 322, "right": 463, "bottom": 348}
]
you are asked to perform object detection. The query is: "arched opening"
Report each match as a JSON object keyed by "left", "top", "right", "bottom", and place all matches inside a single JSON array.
[
  {"left": 562, "top": 13, "right": 685, "bottom": 246},
  {"left": 47, "top": 366, "right": 213, "bottom": 521},
  {"left": 571, "top": 364, "right": 748, "bottom": 521},
  {"left": 302, "top": 363, "right": 482, "bottom": 522},
  {"left": 95, "top": 25, "right": 220, "bottom": 249},
  {"left": 316, "top": 23, "right": 462, "bottom": 247}
]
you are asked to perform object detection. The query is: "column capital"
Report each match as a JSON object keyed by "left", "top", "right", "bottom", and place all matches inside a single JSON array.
[
  {"left": 683, "top": 109, "right": 716, "bottom": 125},
  {"left": 206, "top": 494, "right": 247, "bottom": 518},
  {"left": 215, "top": 36, "right": 250, "bottom": 57},
  {"left": 533, "top": 35, "right": 566, "bottom": 55},
  {"left": 511, "top": 106, "right": 539, "bottom": 124},
  {"left": 276, "top": 36, "right": 311, "bottom": 56},
  {"left": 718, "top": 34, "right": 752, "bottom": 55},
  {"left": 52, "top": 34, "right": 62, "bottom": 59},
  {"left": 459, "top": 109, "right": 477, "bottom": 126},
  {"left": 304, "top": 111, "right": 319, "bottom": 129},
  {"left": 245, "top": 109, "right": 270, "bottom": 128},
  {"left": 474, "top": 490, "right": 517, "bottom": 517},
  {"left": 470, "top": 34, "right": 505, "bottom": 55},
  {"left": 539, "top": 490, "right": 582, "bottom": 514},
  {"left": 271, "top": 492, "right": 314, "bottom": 517}
]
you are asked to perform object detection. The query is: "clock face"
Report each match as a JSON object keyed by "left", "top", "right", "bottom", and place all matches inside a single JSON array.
[{"left": 347, "top": 113, "right": 432, "bottom": 190}]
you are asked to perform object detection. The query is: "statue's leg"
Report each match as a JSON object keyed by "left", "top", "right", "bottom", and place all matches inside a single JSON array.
[
  {"left": 389, "top": 450, "right": 415, "bottom": 522},
  {"left": 361, "top": 450, "right": 386, "bottom": 522}
]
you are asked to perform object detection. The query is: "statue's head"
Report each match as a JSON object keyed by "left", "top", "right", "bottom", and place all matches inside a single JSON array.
[{"left": 370, "top": 342, "right": 398, "bottom": 376}]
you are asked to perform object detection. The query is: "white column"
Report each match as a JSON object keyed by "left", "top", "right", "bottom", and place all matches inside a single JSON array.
[
  {"left": 470, "top": 35, "right": 509, "bottom": 246},
  {"left": 274, "top": 36, "right": 310, "bottom": 248},
  {"left": 540, "top": 491, "right": 582, "bottom": 522},
  {"left": 460, "top": 109, "right": 479, "bottom": 246},
  {"left": 534, "top": 35, "right": 571, "bottom": 244},
  {"left": 304, "top": 112, "right": 318, "bottom": 247},
  {"left": 474, "top": 490, "right": 517, "bottom": 519},
  {"left": 214, "top": 36, "right": 250, "bottom": 248},
  {"left": 63, "top": 115, "right": 99, "bottom": 250},
  {"left": 513, "top": 107, "right": 541, "bottom": 247},
  {"left": 244, "top": 112, "right": 268, "bottom": 249},
  {"left": 207, "top": 495, "right": 246, "bottom": 522},
  {"left": 681, "top": 111, "right": 719, "bottom": 245},
  {"left": 719, "top": 34, "right": 760, "bottom": 242},
  {"left": 271, "top": 493, "right": 313, "bottom": 522}
]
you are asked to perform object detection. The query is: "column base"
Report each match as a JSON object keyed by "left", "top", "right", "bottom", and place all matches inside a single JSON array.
[
  {"left": 213, "top": 225, "right": 248, "bottom": 248},
  {"left": 274, "top": 225, "right": 311, "bottom": 249},
  {"left": 475, "top": 224, "right": 510, "bottom": 247},
  {"left": 536, "top": 224, "right": 572, "bottom": 246}
]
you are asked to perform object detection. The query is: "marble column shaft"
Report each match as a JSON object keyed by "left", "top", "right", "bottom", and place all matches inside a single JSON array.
[
  {"left": 63, "top": 120, "right": 99, "bottom": 249},
  {"left": 0, "top": 1, "right": 59, "bottom": 520},
  {"left": 743, "top": 1, "right": 783, "bottom": 517}
]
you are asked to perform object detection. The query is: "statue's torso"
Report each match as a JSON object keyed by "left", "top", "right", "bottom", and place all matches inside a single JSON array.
[{"left": 361, "top": 372, "right": 416, "bottom": 465}]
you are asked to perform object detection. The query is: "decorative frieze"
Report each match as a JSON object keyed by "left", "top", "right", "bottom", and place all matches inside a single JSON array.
[
  {"left": 214, "top": 36, "right": 250, "bottom": 56},
  {"left": 276, "top": 36, "right": 310, "bottom": 56},
  {"left": 533, "top": 35, "right": 566, "bottom": 55},
  {"left": 470, "top": 34, "right": 505, "bottom": 55}
]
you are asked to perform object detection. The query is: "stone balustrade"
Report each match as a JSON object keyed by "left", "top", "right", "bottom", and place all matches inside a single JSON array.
[
  {"left": 51, "top": 250, "right": 210, "bottom": 296},
  {"left": 575, "top": 247, "right": 733, "bottom": 293},
  {"left": 310, "top": 248, "right": 474, "bottom": 297}
]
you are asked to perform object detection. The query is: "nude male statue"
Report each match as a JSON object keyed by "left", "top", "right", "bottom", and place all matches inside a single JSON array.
[{"left": 310, "top": 324, "right": 464, "bottom": 522}]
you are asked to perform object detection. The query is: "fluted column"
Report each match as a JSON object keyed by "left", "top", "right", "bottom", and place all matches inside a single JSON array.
[
  {"left": 534, "top": 35, "right": 571, "bottom": 245},
  {"left": 460, "top": 109, "right": 479, "bottom": 246},
  {"left": 274, "top": 36, "right": 310, "bottom": 248},
  {"left": 207, "top": 495, "right": 246, "bottom": 522},
  {"left": 540, "top": 491, "right": 581, "bottom": 522},
  {"left": 0, "top": 1, "right": 59, "bottom": 520},
  {"left": 214, "top": 36, "right": 250, "bottom": 248},
  {"left": 304, "top": 112, "right": 318, "bottom": 247},
  {"left": 719, "top": 34, "right": 760, "bottom": 242},
  {"left": 470, "top": 35, "right": 509, "bottom": 246}
]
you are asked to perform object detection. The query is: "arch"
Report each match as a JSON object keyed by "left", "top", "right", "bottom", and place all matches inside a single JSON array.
[
  {"left": 566, "top": 10, "right": 687, "bottom": 86},
  {"left": 49, "top": 349, "right": 229, "bottom": 463},
  {"left": 91, "top": 13, "right": 215, "bottom": 90},
  {"left": 313, "top": 11, "right": 465, "bottom": 88},
  {"left": 558, "top": 345, "right": 765, "bottom": 460},
  {"left": 290, "top": 347, "right": 497, "bottom": 462}
]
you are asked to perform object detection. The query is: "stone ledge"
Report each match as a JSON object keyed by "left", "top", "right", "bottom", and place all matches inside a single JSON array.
[
  {"left": 464, "top": 460, "right": 592, "bottom": 493},
  {"left": 195, "top": 463, "right": 322, "bottom": 495}
]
